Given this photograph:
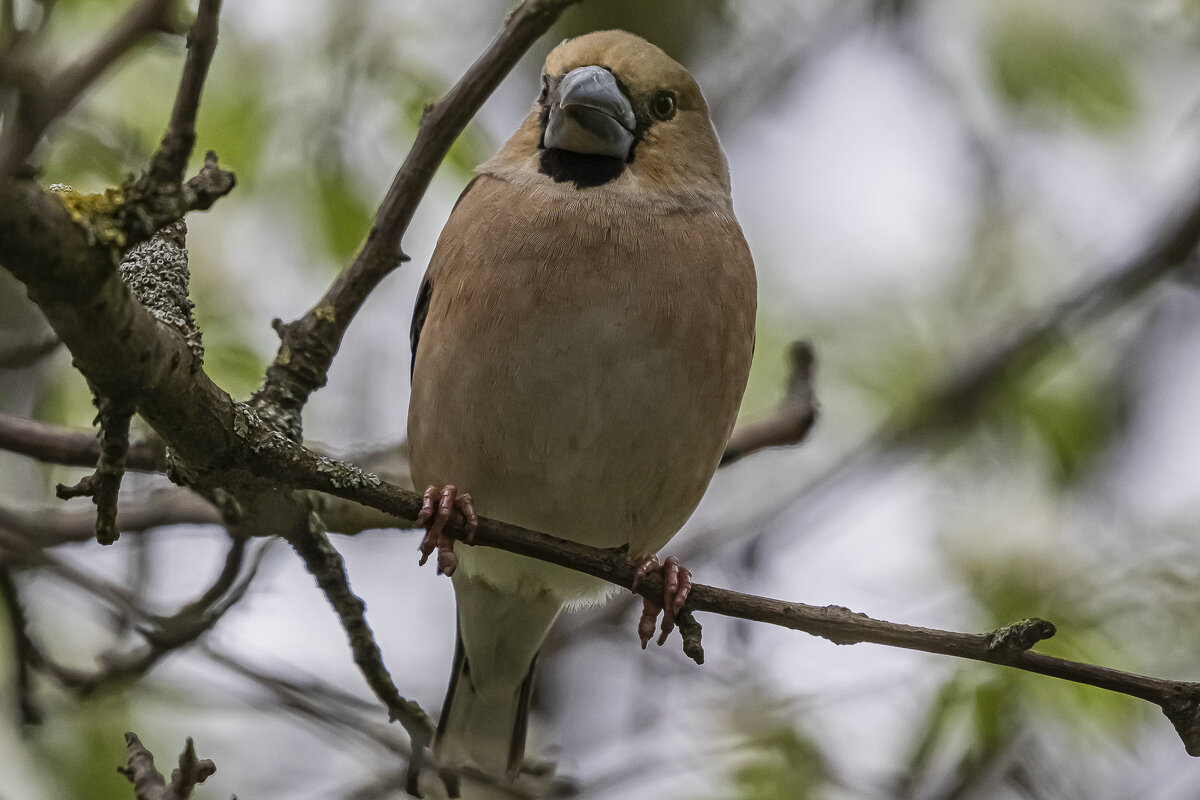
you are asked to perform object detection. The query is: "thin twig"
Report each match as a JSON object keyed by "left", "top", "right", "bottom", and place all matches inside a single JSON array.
[
  {"left": 0, "top": 486, "right": 218, "bottom": 549},
  {"left": 791, "top": 184, "right": 1200, "bottom": 512},
  {"left": 0, "top": 0, "right": 178, "bottom": 176},
  {"left": 201, "top": 645, "right": 412, "bottom": 755},
  {"left": 200, "top": 646, "right": 558, "bottom": 799},
  {"left": 256, "top": 0, "right": 585, "bottom": 422},
  {"left": 12, "top": 537, "right": 262, "bottom": 696},
  {"left": 148, "top": 0, "right": 222, "bottom": 184},
  {"left": 12, "top": 394, "right": 1193, "bottom": 758},
  {"left": 281, "top": 513, "right": 436, "bottom": 763},
  {"left": 120, "top": 0, "right": 227, "bottom": 244},
  {"left": 55, "top": 398, "right": 133, "bottom": 544},
  {"left": 0, "top": 475, "right": 402, "bottom": 552},
  {"left": 118, "top": 733, "right": 217, "bottom": 800},
  {"left": 0, "top": 566, "right": 40, "bottom": 727},
  {"left": 0, "top": 411, "right": 166, "bottom": 471},
  {"left": 76, "top": 538, "right": 259, "bottom": 695},
  {"left": 112, "top": 528, "right": 154, "bottom": 638},
  {"left": 119, "top": 732, "right": 170, "bottom": 800},
  {"left": 268, "top": 460, "right": 1200, "bottom": 758},
  {"left": 721, "top": 341, "right": 817, "bottom": 466},
  {"left": 0, "top": 328, "right": 60, "bottom": 368},
  {"left": 0, "top": 530, "right": 141, "bottom": 609}
]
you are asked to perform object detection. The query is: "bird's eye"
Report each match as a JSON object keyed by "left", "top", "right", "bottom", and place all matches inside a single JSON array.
[
  {"left": 538, "top": 77, "right": 549, "bottom": 104},
  {"left": 650, "top": 90, "right": 677, "bottom": 121}
]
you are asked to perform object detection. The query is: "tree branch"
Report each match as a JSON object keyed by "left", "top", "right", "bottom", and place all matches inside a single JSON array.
[
  {"left": 201, "top": 644, "right": 412, "bottom": 757},
  {"left": 0, "top": 176, "right": 241, "bottom": 480},
  {"left": 0, "top": 411, "right": 167, "bottom": 472},
  {"left": 7, "top": 162, "right": 1200, "bottom": 771},
  {"left": 8, "top": 534, "right": 262, "bottom": 696},
  {"left": 795, "top": 179, "right": 1200, "bottom": 507},
  {"left": 0, "top": 0, "right": 180, "bottom": 177},
  {"left": 0, "top": 566, "right": 40, "bottom": 727},
  {"left": 3, "top": 278, "right": 1194, "bottom": 756},
  {"left": 147, "top": 0, "right": 222, "bottom": 184},
  {"left": 54, "top": 397, "right": 133, "bottom": 544},
  {"left": 213, "top": 447, "right": 1200, "bottom": 757},
  {"left": 901, "top": 205, "right": 1200, "bottom": 440},
  {"left": 0, "top": 487, "right": 218, "bottom": 550},
  {"left": 0, "top": 327, "right": 60, "bottom": 368},
  {"left": 13, "top": 434, "right": 1200, "bottom": 759},
  {"left": 124, "top": 1, "right": 228, "bottom": 242},
  {"left": 721, "top": 341, "right": 817, "bottom": 466},
  {"left": 76, "top": 537, "right": 259, "bottom": 695},
  {"left": 118, "top": 733, "right": 217, "bottom": 800},
  {"left": 405, "top": 506, "right": 1200, "bottom": 756},
  {"left": 256, "top": 0, "right": 585, "bottom": 427},
  {"left": 274, "top": 501, "right": 436, "bottom": 792}
]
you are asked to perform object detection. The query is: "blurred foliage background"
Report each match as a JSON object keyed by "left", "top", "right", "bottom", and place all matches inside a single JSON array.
[{"left": 3, "top": 0, "right": 1200, "bottom": 798}]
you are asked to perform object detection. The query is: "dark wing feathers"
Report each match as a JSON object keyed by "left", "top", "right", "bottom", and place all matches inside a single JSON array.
[
  {"left": 410, "top": 176, "right": 483, "bottom": 381},
  {"left": 409, "top": 275, "right": 432, "bottom": 380}
]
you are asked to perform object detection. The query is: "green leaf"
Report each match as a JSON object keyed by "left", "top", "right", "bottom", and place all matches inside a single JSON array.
[
  {"left": 941, "top": 530, "right": 1145, "bottom": 731},
  {"left": 399, "top": 91, "right": 490, "bottom": 181},
  {"left": 725, "top": 724, "right": 826, "bottom": 800},
  {"left": 1013, "top": 370, "right": 1113, "bottom": 484},
  {"left": 737, "top": 308, "right": 798, "bottom": 424},
  {"left": 556, "top": 0, "right": 730, "bottom": 63},
  {"left": 312, "top": 165, "right": 374, "bottom": 263},
  {"left": 33, "top": 357, "right": 97, "bottom": 429},
  {"left": 192, "top": 51, "right": 271, "bottom": 186},
  {"left": 30, "top": 693, "right": 135, "bottom": 800},
  {"left": 40, "top": 122, "right": 131, "bottom": 188},
  {"left": 988, "top": 13, "right": 1137, "bottom": 131},
  {"left": 974, "top": 346, "right": 1120, "bottom": 485},
  {"left": 898, "top": 664, "right": 1142, "bottom": 797},
  {"left": 711, "top": 690, "right": 830, "bottom": 800},
  {"left": 201, "top": 336, "right": 267, "bottom": 402}
]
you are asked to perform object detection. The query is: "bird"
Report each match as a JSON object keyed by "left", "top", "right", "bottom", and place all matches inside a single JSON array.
[{"left": 407, "top": 29, "right": 757, "bottom": 782}]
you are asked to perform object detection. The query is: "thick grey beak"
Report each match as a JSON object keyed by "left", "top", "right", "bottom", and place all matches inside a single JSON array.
[{"left": 544, "top": 65, "right": 636, "bottom": 160}]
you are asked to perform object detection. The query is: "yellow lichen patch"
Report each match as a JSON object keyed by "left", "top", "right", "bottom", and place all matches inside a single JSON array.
[
  {"left": 314, "top": 303, "right": 337, "bottom": 324},
  {"left": 49, "top": 185, "right": 128, "bottom": 250}
]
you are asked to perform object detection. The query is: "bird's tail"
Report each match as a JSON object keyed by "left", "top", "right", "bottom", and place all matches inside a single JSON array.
[{"left": 435, "top": 577, "right": 561, "bottom": 779}]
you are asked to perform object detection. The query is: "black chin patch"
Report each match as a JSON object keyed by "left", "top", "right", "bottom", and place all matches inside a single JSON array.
[{"left": 538, "top": 148, "right": 625, "bottom": 188}]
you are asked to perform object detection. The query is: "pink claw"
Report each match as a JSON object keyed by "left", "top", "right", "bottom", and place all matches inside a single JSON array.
[
  {"left": 633, "top": 555, "right": 692, "bottom": 648},
  {"left": 415, "top": 484, "right": 478, "bottom": 577}
]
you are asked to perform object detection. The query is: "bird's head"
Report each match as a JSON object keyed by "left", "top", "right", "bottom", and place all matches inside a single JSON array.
[{"left": 485, "top": 30, "right": 731, "bottom": 206}]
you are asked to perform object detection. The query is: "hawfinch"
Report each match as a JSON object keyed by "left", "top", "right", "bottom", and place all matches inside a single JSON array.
[{"left": 408, "top": 29, "right": 757, "bottom": 781}]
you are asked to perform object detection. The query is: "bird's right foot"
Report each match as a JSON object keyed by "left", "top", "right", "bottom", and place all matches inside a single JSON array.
[
  {"left": 632, "top": 554, "right": 692, "bottom": 648},
  {"left": 415, "top": 484, "right": 478, "bottom": 576}
]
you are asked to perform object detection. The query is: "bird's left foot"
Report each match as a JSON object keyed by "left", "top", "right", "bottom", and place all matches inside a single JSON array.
[
  {"left": 416, "top": 484, "right": 478, "bottom": 576},
  {"left": 632, "top": 555, "right": 692, "bottom": 648}
]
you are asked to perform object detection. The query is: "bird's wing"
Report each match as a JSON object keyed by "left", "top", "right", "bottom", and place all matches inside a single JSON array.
[{"left": 410, "top": 176, "right": 481, "bottom": 380}]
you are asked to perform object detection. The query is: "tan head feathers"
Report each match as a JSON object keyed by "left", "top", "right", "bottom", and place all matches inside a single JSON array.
[{"left": 485, "top": 30, "right": 731, "bottom": 206}]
